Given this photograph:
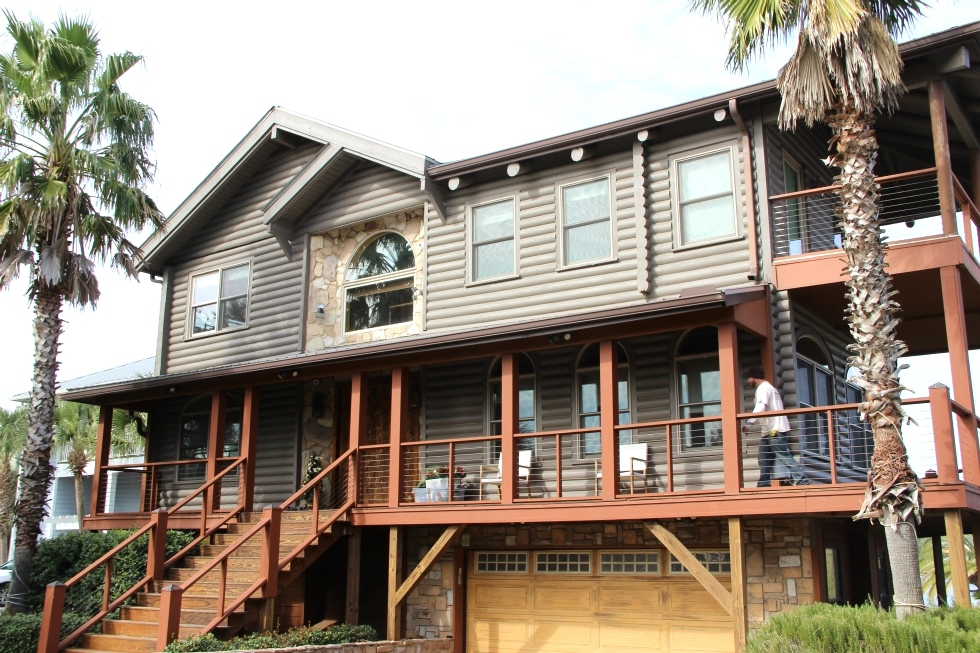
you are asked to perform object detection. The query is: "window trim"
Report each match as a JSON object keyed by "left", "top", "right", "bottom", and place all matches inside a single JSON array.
[
  {"left": 185, "top": 260, "right": 253, "bottom": 339},
  {"left": 670, "top": 144, "right": 741, "bottom": 250},
  {"left": 466, "top": 195, "right": 520, "bottom": 285},
  {"left": 342, "top": 230, "right": 417, "bottom": 335},
  {"left": 667, "top": 550, "right": 731, "bottom": 576},
  {"left": 556, "top": 171, "right": 617, "bottom": 270},
  {"left": 674, "top": 327, "right": 723, "bottom": 454},
  {"left": 598, "top": 550, "right": 661, "bottom": 576}
]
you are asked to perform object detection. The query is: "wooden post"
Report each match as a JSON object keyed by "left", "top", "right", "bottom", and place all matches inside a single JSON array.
[
  {"left": 89, "top": 406, "right": 113, "bottom": 518},
  {"left": 929, "top": 79, "right": 958, "bottom": 236},
  {"left": 453, "top": 547, "right": 465, "bottom": 653},
  {"left": 945, "top": 510, "right": 972, "bottom": 608},
  {"left": 387, "top": 526, "right": 403, "bottom": 640},
  {"left": 240, "top": 386, "right": 259, "bottom": 512},
  {"left": 932, "top": 534, "right": 948, "bottom": 607},
  {"left": 500, "top": 353, "right": 518, "bottom": 504},
  {"left": 345, "top": 527, "right": 362, "bottom": 624},
  {"left": 729, "top": 517, "right": 748, "bottom": 653},
  {"left": 599, "top": 340, "right": 618, "bottom": 501},
  {"left": 645, "top": 522, "right": 732, "bottom": 614},
  {"left": 206, "top": 392, "right": 227, "bottom": 512},
  {"left": 940, "top": 266, "right": 980, "bottom": 485},
  {"left": 810, "top": 519, "right": 827, "bottom": 604},
  {"left": 718, "top": 323, "right": 743, "bottom": 494},
  {"left": 156, "top": 584, "right": 183, "bottom": 650},
  {"left": 350, "top": 373, "right": 366, "bottom": 503},
  {"left": 37, "top": 583, "right": 66, "bottom": 653},
  {"left": 390, "top": 368, "right": 408, "bottom": 507},
  {"left": 260, "top": 506, "right": 282, "bottom": 599},
  {"left": 929, "top": 384, "right": 959, "bottom": 482},
  {"left": 147, "top": 508, "right": 169, "bottom": 581}
]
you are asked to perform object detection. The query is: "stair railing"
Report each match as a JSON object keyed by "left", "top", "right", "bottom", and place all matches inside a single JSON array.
[
  {"left": 37, "top": 457, "right": 247, "bottom": 653},
  {"left": 157, "top": 448, "right": 357, "bottom": 647}
]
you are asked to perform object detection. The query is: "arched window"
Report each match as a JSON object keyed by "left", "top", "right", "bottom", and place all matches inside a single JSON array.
[
  {"left": 488, "top": 354, "right": 537, "bottom": 436},
  {"left": 576, "top": 343, "right": 631, "bottom": 457},
  {"left": 345, "top": 233, "right": 415, "bottom": 332},
  {"left": 796, "top": 335, "right": 834, "bottom": 455},
  {"left": 675, "top": 327, "right": 722, "bottom": 450},
  {"left": 177, "top": 392, "right": 243, "bottom": 481}
]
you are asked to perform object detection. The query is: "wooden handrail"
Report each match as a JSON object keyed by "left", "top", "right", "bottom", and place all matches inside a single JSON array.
[
  {"left": 278, "top": 498, "right": 355, "bottom": 572},
  {"left": 166, "top": 457, "right": 245, "bottom": 514},
  {"left": 768, "top": 167, "right": 938, "bottom": 202},
  {"left": 179, "top": 516, "right": 270, "bottom": 588},
  {"left": 61, "top": 522, "right": 154, "bottom": 588},
  {"left": 279, "top": 448, "right": 354, "bottom": 509},
  {"left": 163, "top": 506, "right": 244, "bottom": 571},
  {"left": 100, "top": 457, "right": 241, "bottom": 472}
]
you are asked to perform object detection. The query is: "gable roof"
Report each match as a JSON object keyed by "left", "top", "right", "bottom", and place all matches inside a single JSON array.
[{"left": 140, "top": 107, "right": 440, "bottom": 274}]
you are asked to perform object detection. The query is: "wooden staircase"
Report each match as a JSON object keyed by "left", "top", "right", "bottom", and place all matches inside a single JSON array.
[{"left": 65, "top": 510, "right": 347, "bottom": 653}]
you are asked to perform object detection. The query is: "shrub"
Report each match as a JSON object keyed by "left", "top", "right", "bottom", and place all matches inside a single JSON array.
[
  {"left": 163, "top": 623, "right": 380, "bottom": 652},
  {"left": 748, "top": 603, "right": 980, "bottom": 653},
  {"left": 0, "top": 611, "right": 87, "bottom": 653},
  {"left": 29, "top": 528, "right": 196, "bottom": 613}
]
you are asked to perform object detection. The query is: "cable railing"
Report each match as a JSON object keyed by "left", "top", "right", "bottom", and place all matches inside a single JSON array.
[
  {"left": 769, "top": 168, "right": 980, "bottom": 258},
  {"left": 93, "top": 457, "right": 243, "bottom": 516}
]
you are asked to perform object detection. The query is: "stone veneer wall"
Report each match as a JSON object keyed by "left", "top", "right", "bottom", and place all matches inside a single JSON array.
[
  {"left": 306, "top": 207, "right": 424, "bottom": 352},
  {"left": 300, "top": 378, "right": 337, "bottom": 484},
  {"left": 402, "top": 518, "right": 815, "bottom": 638}
]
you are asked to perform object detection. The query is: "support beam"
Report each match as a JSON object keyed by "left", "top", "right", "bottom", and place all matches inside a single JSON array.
[
  {"left": 929, "top": 79, "right": 958, "bottom": 235},
  {"left": 393, "top": 525, "right": 463, "bottom": 605},
  {"left": 729, "top": 517, "right": 748, "bottom": 653},
  {"left": 501, "top": 353, "right": 518, "bottom": 504},
  {"left": 350, "top": 373, "right": 366, "bottom": 503},
  {"left": 389, "top": 368, "right": 408, "bottom": 507},
  {"left": 206, "top": 392, "right": 227, "bottom": 512},
  {"left": 387, "top": 526, "right": 404, "bottom": 640},
  {"left": 718, "top": 323, "right": 743, "bottom": 494},
  {"left": 929, "top": 384, "right": 959, "bottom": 483},
  {"left": 599, "top": 341, "right": 618, "bottom": 501},
  {"left": 932, "top": 534, "right": 948, "bottom": 607},
  {"left": 240, "top": 386, "right": 259, "bottom": 511},
  {"left": 346, "top": 527, "right": 362, "bottom": 624},
  {"left": 945, "top": 510, "right": 972, "bottom": 608},
  {"left": 943, "top": 78, "right": 980, "bottom": 151},
  {"left": 89, "top": 406, "right": 113, "bottom": 517},
  {"left": 645, "top": 522, "right": 732, "bottom": 615},
  {"left": 940, "top": 266, "right": 980, "bottom": 485}
]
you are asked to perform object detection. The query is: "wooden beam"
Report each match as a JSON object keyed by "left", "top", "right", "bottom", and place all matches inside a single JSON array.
[
  {"left": 501, "top": 353, "right": 518, "bottom": 503},
  {"left": 599, "top": 341, "right": 618, "bottom": 501},
  {"left": 943, "top": 78, "right": 980, "bottom": 151},
  {"left": 89, "top": 406, "right": 113, "bottom": 518},
  {"left": 389, "top": 368, "right": 408, "bottom": 507},
  {"left": 729, "top": 517, "right": 748, "bottom": 653},
  {"left": 945, "top": 510, "right": 972, "bottom": 608},
  {"left": 932, "top": 534, "right": 948, "bottom": 607},
  {"left": 718, "top": 323, "right": 742, "bottom": 494},
  {"left": 345, "top": 527, "right": 361, "bottom": 624},
  {"left": 393, "top": 525, "right": 463, "bottom": 605},
  {"left": 940, "top": 266, "right": 980, "bottom": 485},
  {"left": 929, "top": 79, "right": 958, "bottom": 235},
  {"left": 206, "top": 392, "right": 226, "bottom": 512},
  {"left": 240, "top": 386, "right": 259, "bottom": 511},
  {"left": 645, "top": 522, "right": 732, "bottom": 615},
  {"left": 387, "top": 526, "right": 403, "bottom": 640}
]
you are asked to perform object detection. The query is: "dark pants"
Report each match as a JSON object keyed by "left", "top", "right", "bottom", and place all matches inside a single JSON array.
[{"left": 758, "top": 431, "right": 810, "bottom": 486}]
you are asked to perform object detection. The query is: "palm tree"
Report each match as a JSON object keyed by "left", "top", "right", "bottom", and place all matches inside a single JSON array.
[
  {"left": 919, "top": 536, "right": 979, "bottom": 606},
  {"left": 690, "top": 0, "right": 927, "bottom": 616},
  {"left": 0, "top": 405, "right": 28, "bottom": 563},
  {"left": 0, "top": 13, "right": 162, "bottom": 612}
]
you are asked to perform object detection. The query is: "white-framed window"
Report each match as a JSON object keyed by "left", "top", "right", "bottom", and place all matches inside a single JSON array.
[
  {"left": 576, "top": 343, "right": 632, "bottom": 458},
  {"left": 599, "top": 551, "right": 660, "bottom": 575},
  {"left": 535, "top": 551, "right": 592, "bottom": 574},
  {"left": 675, "top": 327, "right": 722, "bottom": 450},
  {"left": 674, "top": 147, "right": 738, "bottom": 247},
  {"left": 475, "top": 551, "right": 529, "bottom": 574},
  {"left": 668, "top": 551, "right": 731, "bottom": 575},
  {"left": 470, "top": 197, "right": 517, "bottom": 282},
  {"left": 559, "top": 175, "right": 613, "bottom": 266},
  {"left": 344, "top": 232, "right": 415, "bottom": 332},
  {"left": 188, "top": 262, "right": 250, "bottom": 336}
]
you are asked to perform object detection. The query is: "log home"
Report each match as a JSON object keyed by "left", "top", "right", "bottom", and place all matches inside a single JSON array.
[{"left": 39, "top": 21, "right": 980, "bottom": 653}]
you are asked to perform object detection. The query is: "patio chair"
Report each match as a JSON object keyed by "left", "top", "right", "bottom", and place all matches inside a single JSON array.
[
  {"left": 479, "top": 449, "right": 532, "bottom": 500},
  {"left": 595, "top": 443, "right": 650, "bottom": 495}
]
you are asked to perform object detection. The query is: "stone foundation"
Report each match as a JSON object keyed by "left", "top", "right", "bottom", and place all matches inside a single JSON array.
[
  {"left": 743, "top": 517, "right": 816, "bottom": 628},
  {"left": 225, "top": 639, "right": 452, "bottom": 653}
]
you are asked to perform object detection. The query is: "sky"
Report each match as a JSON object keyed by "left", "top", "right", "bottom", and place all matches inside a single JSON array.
[{"left": 1, "top": 0, "right": 979, "bottom": 424}]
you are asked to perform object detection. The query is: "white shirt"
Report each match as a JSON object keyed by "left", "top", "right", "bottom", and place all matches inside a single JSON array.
[{"left": 745, "top": 380, "right": 791, "bottom": 433}]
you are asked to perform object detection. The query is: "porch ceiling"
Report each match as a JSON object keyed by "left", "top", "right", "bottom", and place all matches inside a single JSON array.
[{"left": 788, "top": 265, "right": 980, "bottom": 356}]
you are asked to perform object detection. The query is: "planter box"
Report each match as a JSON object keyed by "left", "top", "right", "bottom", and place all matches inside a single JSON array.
[{"left": 426, "top": 477, "right": 449, "bottom": 502}]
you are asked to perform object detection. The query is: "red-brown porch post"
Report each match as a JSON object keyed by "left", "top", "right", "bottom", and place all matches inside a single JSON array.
[
  {"left": 350, "top": 372, "right": 366, "bottom": 503},
  {"left": 718, "top": 323, "right": 743, "bottom": 494},
  {"left": 929, "top": 384, "right": 959, "bottom": 483},
  {"left": 37, "top": 583, "right": 66, "bottom": 653},
  {"left": 940, "top": 266, "right": 980, "bottom": 484},
  {"left": 929, "top": 79, "right": 958, "bottom": 236},
  {"left": 89, "top": 405, "right": 113, "bottom": 518},
  {"left": 205, "top": 392, "right": 227, "bottom": 512},
  {"left": 599, "top": 340, "right": 618, "bottom": 501},
  {"left": 147, "top": 508, "right": 169, "bottom": 581},
  {"left": 240, "top": 386, "right": 259, "bottom": 512},
  {"left": 156, "top": 584, "right": 183, "bottom": 650},
  {"left": 389, "top": 368, "right": 408, "bottom": 507},
  {"left": 500, "top": 353, "right": 518, "bottom": 504}
]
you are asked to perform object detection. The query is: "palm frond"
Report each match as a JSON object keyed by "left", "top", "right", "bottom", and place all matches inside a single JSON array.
[{"left": 689, "top": 0, "right": 802, "bottom": 71}]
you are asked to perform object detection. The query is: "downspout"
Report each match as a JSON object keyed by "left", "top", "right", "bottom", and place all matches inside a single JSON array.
[{"left": 729, "top": 98, "right": 759, "bottom": 281}]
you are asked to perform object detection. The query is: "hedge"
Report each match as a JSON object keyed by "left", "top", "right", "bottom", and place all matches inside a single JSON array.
[
  {"left": 0, "top": 612, "right": 88, "bottom": 653},
  {"left": 163, "top": 624, "right": 379, "bottom": 652}
]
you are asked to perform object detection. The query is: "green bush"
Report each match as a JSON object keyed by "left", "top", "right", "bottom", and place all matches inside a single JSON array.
[
  {"left": 29, "top": 528, "right": 196, "bottom": 613},
  {"left": 0, "top": 611, "right": 87, "bottom": 653},
  {"left": 163, "top": 623, "right": 380, "bottom": 652},
  {"left": 748, "top": 603, "right": 980, "bottom": 653}
]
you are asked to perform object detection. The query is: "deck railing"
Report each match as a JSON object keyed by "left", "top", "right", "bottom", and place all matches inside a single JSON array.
[{"left": 769, "top": 168, "right": 980, "bottom": 259}]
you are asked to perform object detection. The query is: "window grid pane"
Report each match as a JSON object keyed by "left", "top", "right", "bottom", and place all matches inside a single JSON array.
[
  {"left": 535, "top": 551, "right": 591, "bottom": 573},
  {"left": 475, "top": 552, "right": 528, "bottom": 573},
  {"left": 475, "top": 240, "right": 514, "bottom": 279},
  {"left": 599, "top": 551, "right": 660, "bottom": 574},
  {"left": 565, "top": 222, "right": 611, "bottom": 264},
  {"left": 669, "top": 551, "right": 731, "bottom": 574}
]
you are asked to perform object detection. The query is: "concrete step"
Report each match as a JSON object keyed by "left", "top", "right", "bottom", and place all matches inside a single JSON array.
[{"left": 81, "top": 633, "right": 156, "bottom": 653}]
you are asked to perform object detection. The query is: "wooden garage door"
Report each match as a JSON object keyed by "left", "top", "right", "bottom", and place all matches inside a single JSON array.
[{"left": 466, "top": 550, "right": 733, "bottom": 653}]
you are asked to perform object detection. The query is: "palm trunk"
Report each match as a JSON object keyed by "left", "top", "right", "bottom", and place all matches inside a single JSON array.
[
  {"left": 831, "top": 107, "right": 924, "bottom": 618},
  {"left": 0, "top": 460, "right": 15, "bottom": 563},
  {"left": 73, "top": 469, "right": 85, "bottom": 530},
  {"left": 7, "top": 289, "right": 63, "bottom": 614}
]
